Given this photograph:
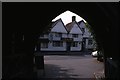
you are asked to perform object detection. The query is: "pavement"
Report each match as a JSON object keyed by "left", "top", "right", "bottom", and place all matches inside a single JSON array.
[{"left": 38, "top": 55, "right": 104, "bottom": 79}]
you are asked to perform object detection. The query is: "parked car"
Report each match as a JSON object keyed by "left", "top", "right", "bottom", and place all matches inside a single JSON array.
[
  {"left": 91, "top": 50, "right": 104, "bottom": 62},
  {"left": 91, "top": 51, "right": 98, "bottom": 57}
]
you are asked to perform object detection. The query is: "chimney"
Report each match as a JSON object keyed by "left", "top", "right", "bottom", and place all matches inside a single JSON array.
[{"left": 72, "top": 16, "right": 76, "bottom": 22}]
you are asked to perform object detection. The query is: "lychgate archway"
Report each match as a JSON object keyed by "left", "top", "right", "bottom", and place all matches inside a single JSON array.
[{"left": 3, "top": 2, "right": 119, "bottom": 79}]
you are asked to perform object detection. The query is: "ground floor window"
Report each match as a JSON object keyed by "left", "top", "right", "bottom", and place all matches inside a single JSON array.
[
  {"left": 88, "top": 39, "right": 93, "bottom": 45},
  {"left": 41, "top": 42, "right": 48, "bottom": 48},
  {"left": 53, "top": 41, "right": 63, "bottom": 47},
  {"left": 71, "top": 42, "right": 78, "bottom": 47}
]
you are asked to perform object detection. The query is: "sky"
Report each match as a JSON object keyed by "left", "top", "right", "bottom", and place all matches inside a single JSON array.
[{"left": 52, "top": 10, "right": 86, "bottom": 25}]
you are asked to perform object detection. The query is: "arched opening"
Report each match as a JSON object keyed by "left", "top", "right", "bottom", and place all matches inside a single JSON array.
[
  {"left": 35, "top": 10, "right": 104, "bottom": 78},
  {"left": 2, "top": 2, "right": 119, "bottom": 79}
]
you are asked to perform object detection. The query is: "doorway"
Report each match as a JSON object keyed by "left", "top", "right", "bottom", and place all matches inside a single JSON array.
[{"left": 66, "top": 42, "right": 71, "bottom": 52}]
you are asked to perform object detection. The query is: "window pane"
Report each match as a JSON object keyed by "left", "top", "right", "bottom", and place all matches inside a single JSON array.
[
  {"left": 72, "top": 42, "right": 78, "bottom": 47},
  {"left": 72, "top": 34, "right": 78, "bottom": 38},
  {"left": 53, "top": 41, "right": 63, "bottom": 47}
]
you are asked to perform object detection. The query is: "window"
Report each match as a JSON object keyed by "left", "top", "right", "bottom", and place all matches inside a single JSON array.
[
  {"left": 53, "top": 41, "right": 63, "bottom": 47},
  {"left": 88, "top": 39, "right": 93, "bottom": 45},
  {"left": 41, "top": 42, "right": 48, "bottom": 48},
  {"left": 72, "top": 34, "right": 78, "bottom": 38},
  {"left": 71, "top": 42, "right": 78, "bottom": 47},
  {"left": 55, "top": 33, "right": 62, "bottom": 37}
]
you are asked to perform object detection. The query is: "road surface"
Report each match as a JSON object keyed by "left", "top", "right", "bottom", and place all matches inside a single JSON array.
[{"left": 43, "top": 55, "right": 104, "bottom": 78}]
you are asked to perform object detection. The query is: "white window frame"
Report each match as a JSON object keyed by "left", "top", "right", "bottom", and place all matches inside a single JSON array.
[
  {"left": 72, "top": 34, "right": 78, "bottom": 38},
  {"left": 52, "top": 41, "right": 63, "bottom": 47},
  {"left": 71, "top": 42, "right": 78, "bottom": 47}
]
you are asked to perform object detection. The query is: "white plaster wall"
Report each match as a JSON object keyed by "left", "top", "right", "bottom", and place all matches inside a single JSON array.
[
  {"left": 52, "top": 33, "right": 61, "bottom": 41},
  {"left": 62, "top": 33, "right": 68, "bottom": 38},
  {"left": 68, "top": 34, "right": 72, "bottom": 38},
  {"left": 71, "top": 43, "right": 82, "bottom": 51},
  {"left": 70, "top": 23, "right": 82, "bottom": 34},
  {"left": 73, "top": 34, "right": 83, "bottom": 41}
]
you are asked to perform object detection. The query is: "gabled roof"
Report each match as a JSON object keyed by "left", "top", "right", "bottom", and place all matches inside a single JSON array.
[
  {"left": 66, "top": 21, "right": 83, "bottom": 34},
  {"left": 78, "top": 20, "right": 86, "bottom": 25},
  {"left": 78, "top": 20, "right": 87, "bottom": 33},
  {"left": 78, "top": 20, "right": 92, "bottom": 37},
  {"left": 51, "top": 18, "right": 68, "bottom": 33},
  {"left": 51, "top": 18, "right": 62, "bottom": 28},
  {"left": 40, "top": 18, "right": 68, "bottom": 36}
]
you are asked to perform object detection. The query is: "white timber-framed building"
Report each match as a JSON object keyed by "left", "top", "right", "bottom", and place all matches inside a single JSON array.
[{"left": 39, "top": 16, "right": 95, "bottom": 52}]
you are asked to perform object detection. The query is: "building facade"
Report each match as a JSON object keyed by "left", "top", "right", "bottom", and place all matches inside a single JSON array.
[
  {"left": 78, "top": 20, "right": 95, "bottom": 50},
  {"left": 39, "top": 19, "right": 68, "bottom": 51},
  {"left": 65, "top": 16, "right": 83, "bottom": 51},
  {"left": 39, "top": 16, "right": 95, "bottom": 52}
]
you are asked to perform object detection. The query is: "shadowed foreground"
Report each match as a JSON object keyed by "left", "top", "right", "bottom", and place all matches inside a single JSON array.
[{"left": 40, "top": 55, "right": 104, "bottom": 79}]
